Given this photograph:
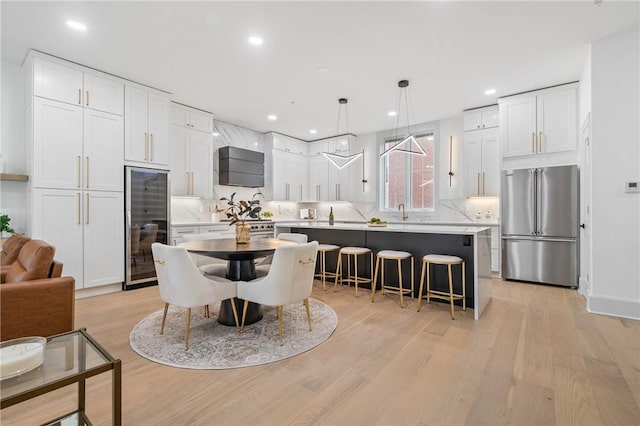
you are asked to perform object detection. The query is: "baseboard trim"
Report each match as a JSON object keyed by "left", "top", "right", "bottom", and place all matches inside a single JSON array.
[
  {"left": 587, "top": 294, "right": 640, "bottom": 320},
  {"left": 75, "top": 283, "right": 122, "bottom": 299}
]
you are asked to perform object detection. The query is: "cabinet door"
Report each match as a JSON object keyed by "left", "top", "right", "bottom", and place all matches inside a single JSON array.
[
  {"left": 327, "top": 165, "right": 350, "bottom": 201},
  {"left": 148, "top": 93, "right": 170, "bottom": 166},
  {"left": 463, "top": 111, "right": 482, "bottom": 131},
  {"left": 33, "top": 58, "right": 83, "bottom": 106},
  {"left": 328, "top": 136, "right": 350, "bottom": 154},
  {"left": 83, "top": 72, "right": 124, "bottom": 115},
  {"left": 169, "top": 126, "right": 189, "bottom": 195},
  {"left": 84, "top": 191, "right": 124, "bottom": 288},
  {"left": 124, "top": 86, "right": 149, "bottom": 162},
  {"left": 481, "top": 108, "right": 499, "bottom": 129},
  {"left": 307, "top": 155, "right": 328, "bottom": 201},
  {"left": 32, "top": 189, "right": 84, "bottom": 289},
  {"left": 189, "top": 131, "right": 213, "bottom": 197},
  {"left": 480, "top": 131, "right": 500, "bottom": 196},
  {"left": 169, "top": 104, "right": 190, "bottom": 127},
  {"left": 188, "top": 110, "right": 214, "bottom": 133},
  {"left": 537, "top": 88, "right": 577, "bottom": 154},
  {"left": 84, "top": 109, "right": 124, "bottom": 192},
  {"left": 285, "top": 156, "right": 302, "bottom": 201},
  {"left": 500, "top": 96, "right": 537, "bottom": 157},
  {"left": 463, "top": 133, "right": 483, "bottom": 197},
  {"left": 272, "top": 151, "right": 288, "bottom": 200},
  {"left": 33, "top": 97, "right": 83, "bottom": 189}
]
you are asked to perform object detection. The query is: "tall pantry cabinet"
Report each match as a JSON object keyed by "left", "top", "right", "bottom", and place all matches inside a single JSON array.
[{"left": 24, "top": 52, "right": 125, "bottom": 290}]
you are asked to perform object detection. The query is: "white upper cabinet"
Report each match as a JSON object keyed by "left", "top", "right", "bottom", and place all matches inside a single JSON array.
[
  {"left": 83, "top": 109, "right": 124, "bottom": 192},
  {"left": 32, "top": 58, "right": 124, "bottom": 115},
  {"left": 170, "top": 103, "right": 214, "bottom": 133},
  {"left": 125, "top": 85, "right": 170, "bottom": 166},
  {"left": 272, "top": 150, "right": 306, "bottom": 201},
  {"left": 500, "top": 85, "right": 577, "bottom": 157},
  {"left": 169, "top": 125, "right": 213, "bottom": 197},
  {"left": 463, "top": 129, "right": 499, "bottom": 197},
  {"left": 272, "top": 135, "right": 308, "bottom": 155},
  {"left": 463, "top": 106, "right": 498, "bottom": 131}
]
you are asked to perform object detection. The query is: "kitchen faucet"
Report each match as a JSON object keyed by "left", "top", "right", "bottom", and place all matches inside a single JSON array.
[{"left": 398, "top": 203, "right": 408, "bottom": 221}]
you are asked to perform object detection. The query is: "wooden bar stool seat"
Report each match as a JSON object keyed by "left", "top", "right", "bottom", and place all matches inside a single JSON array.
[
  {"left": 417, "top": 254, "right": 466, "bottom": 319},
  {"left": 371, "top": 250, "right": 414, "bottom": 308},
  {"left": 315, "top": 244, "right": 340, "bottom": 291},
  {"left": 333, "top": 246, "right": 373, "bottom": 297}
]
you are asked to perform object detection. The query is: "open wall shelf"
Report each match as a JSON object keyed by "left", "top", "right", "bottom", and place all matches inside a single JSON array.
[{"left": 0, "top": 173, "right": 29, "bottom": 182}]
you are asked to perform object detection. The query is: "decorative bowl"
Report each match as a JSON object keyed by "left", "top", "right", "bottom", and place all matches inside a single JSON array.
[
  {"left": 0, "top": 336, "right": 46, "bottom": 380},
  {"left": 366, "top": 222, "right": 388, "bottom": 227}
]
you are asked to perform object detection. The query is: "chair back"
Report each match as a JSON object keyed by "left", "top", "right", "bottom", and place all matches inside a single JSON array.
[
  {"left": 277, "top": 233, "right": 308, "bottom": 243},
  {"left": 139, "top": 224, "right": 159, "bottom": 249},
  {"left": 1, "top": 234, "right": 31, "bottom": 266},
  {"left": 130, "top": 225, "right": 141, "bottom": 255},
  {"left": 151, "top": 243, "right": 236, "bottom": 308},
  {"left": 258, "top": 241, "right": 318, "bottom": 305},
  {"left": 182, "top": 232, "right": 225, "bottom": 242},
  {"left": 5, "top": 240, "right": 56, "bottom": 283}
]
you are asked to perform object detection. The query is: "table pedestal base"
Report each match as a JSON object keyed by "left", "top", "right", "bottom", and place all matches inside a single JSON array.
[{"left": 218, "top": 258, "right": 263, "bottom": 326}]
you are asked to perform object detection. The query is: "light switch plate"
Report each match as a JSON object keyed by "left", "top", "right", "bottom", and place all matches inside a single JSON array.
[{"left": 624, "top": 181, "right": 640, "bottom": 193}]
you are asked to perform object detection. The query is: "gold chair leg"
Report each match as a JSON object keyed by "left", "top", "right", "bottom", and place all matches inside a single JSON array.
[
  {"left": 333, "top": 252, "right": 342, "bottom": 292},
  {"left": 277, "top": 306, "right": 284, "bottom": 346},
  {"left": 321, "top": 251, "right": 326, "bottom": 291},
  {"left": 426, "top": 262, "right": 431, "bottom": 304},
  {"left": 448, "top": 264, "right": 455, "bottom": 320},
  {"left": 240, "top": 300, "right": 249, "bottom": 332},
  {"left": 411, "top": 257, "right": 415, "bottom": 299},
  {"left": 417, "top": 261, "right": 426, "bottom": 312},
  {"left": 303, "top": 298, "right": 312, "bottom": 331},
  {"left": 398, "top": 259, "right": 404, "bottom": 308},
  {"left": 160, "top": 302, "right": 169, "bottom": 334},
  {"left": 462, "top": 261, "right": 467, "bottom": 311},
  {"left": 371, "top": 256, "right": 380, "bottom": 302},
  {"left": 380, "top": 258, "right": 385, "bottom": 295},
  {"left": 184, "top": 308, "right": 192, "bottom": 350},
  {"left": 230, "top": 298, "right": 240, "bottom": 332},
  {"left": 354, "top": 254, "right": 359, "bottom": 297}
]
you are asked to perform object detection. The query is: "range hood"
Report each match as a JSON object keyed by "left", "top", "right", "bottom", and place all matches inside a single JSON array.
[{"left": 218, "top": 146, "right": 264, "bottom": 187}]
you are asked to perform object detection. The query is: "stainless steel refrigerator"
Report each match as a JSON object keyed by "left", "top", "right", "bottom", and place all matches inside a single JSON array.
[
  {"left": 124, "top": 167, "right": 170, "bottom": 289},
  {"left": 501, "top": 165, "right": 578, "bottom": 287}
]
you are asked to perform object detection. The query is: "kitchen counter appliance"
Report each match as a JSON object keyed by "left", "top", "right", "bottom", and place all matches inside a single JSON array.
[{"left": 501, "top": 165, "right": 578, "bottom": 287}]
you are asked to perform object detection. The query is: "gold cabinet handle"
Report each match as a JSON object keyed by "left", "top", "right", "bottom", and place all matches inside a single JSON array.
[
  {"left": 186, "top": 172, "right": 190, "bottom": 194},
  {"left": 190, "top": 172, "right": 194, "bottom": 195},
  {"left": 144, "top": 133, "right": 148, "bottom": 160},
  {"left": 482, "top": 172, "right": 486, "bottom": 195},
  {"left": 477, "top": 173, "right": 480, "bottom": 196},
  {"left": 77, "top": 193, "right": 81, "bottom": 224},
  {"left": 78, "top": 89, "right": 82, "bottom": 105},
  {"left": 77, "top": 156, "right": 81, "bottom": 188},
  {"left": 85, "top": 157, "right": 90, "bottom": 188},
  {"left": 86, "top": 90, "right": 89, "bottom": 106},
  {"left": 298, "top": 258, "right": 315, "bottom": 265},
  {"left": 539, "top": 131, "right": 543, "bottom": 153},
  {"left": 86, "top": 192, "right": 90, "bottom": 224},
  {"left": 150, "top": 134, "right": 154, "bottom": 161},
  {"left": 532, "top": 133, "right": 536, "bottom": 153}
]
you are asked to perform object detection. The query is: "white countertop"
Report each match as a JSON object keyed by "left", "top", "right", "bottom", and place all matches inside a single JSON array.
[
  {"left": 171, "top": 221, "right": 231, "bottom": 227},
  {"left": 276, "top": 221, "right": 491, "bottom": 235}
]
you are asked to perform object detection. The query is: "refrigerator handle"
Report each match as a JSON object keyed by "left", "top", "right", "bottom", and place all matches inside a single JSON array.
[
  {"left": 536, "top": 168, "right": 542, "bottom": 235},
  {"left": 531, "top": 169, "right": 537, "bottom": 235}
]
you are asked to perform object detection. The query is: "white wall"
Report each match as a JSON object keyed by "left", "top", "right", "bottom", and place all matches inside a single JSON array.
[
  {"left": 589, "top": 30, "right": 640, "bottom": 319},
  {"left": 0, "top": 59, "right": 27, "bottom": 234}
]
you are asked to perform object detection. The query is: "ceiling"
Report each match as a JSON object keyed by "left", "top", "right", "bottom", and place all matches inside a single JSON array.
[{"left": 2, "top": 1, "right": 638, "bottom": 141}]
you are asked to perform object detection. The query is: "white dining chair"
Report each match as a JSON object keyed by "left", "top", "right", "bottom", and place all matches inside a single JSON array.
[
  {"left": 254, "top": 232, "right": 308, "bottom": 277},
  {"left": 237, "top": 241, "right": 319, "bottom": 345},
  {"left": 151, "top": 243, "right": 240, "bottom": 350},
  {"left": 182, "top": 232, "right": 228, "bottom": 277}
]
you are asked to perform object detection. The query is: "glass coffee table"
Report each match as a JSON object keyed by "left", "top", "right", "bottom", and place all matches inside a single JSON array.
[{"left": 1, "top": 328, "right": 121, "bottom": 426}]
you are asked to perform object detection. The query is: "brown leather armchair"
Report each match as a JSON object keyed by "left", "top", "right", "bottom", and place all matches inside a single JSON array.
[
  {"left": 1, "top": 239, "right": 75, "bottom": 341},
  {"left": 0, "top": 234, "right": 31, "bottom": 276}
]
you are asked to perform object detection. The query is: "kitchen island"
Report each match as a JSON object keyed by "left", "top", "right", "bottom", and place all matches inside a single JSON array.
[{"left": 275, "top": 221, "right": 492, "bottom": 319}]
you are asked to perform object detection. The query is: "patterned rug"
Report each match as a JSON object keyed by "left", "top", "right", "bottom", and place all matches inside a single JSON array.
[{"left": 129, "top": 298, "right": 337, "bottom": 369}]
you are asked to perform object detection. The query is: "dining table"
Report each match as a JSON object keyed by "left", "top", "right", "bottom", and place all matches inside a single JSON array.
[{"left": 179, "top": 237, "right": 295, "bottom": 326}]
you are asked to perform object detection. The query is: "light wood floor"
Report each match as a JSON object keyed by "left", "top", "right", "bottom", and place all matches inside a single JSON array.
[{"left": 2, "top": 278, "right": 639, "bottom": 425}]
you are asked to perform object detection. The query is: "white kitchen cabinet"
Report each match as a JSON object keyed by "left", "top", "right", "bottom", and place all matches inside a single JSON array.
[
  {"left": 327, "top": 166, "right": 351, "bottom": 201},
  {"left": 170, "top": 103, "right": 214, "bottom": 133},
  {"left": 272, "top": 135, "right": 308, "bottom": 155},
  {"left": 463, "top": 128, "right": 499, "bottom": 197},
  {"left": 32, "top": 189, "right": 123, "bottom": 289},
  {"left": 32, "top": 58, "right": 124, "bottom": 115},
  {"left": 169, "top": 125, "right": 213, "bottom": 197},
  {"left": 500, "top": 85, "right": 577, "bottom": 157},
  {"left": 306, "top": 140, "right": 329, "bottom": 201},
  {"left": 491, "top": 227, "right": 500, "bottom": 273},
  {"left": 32, "top": 97, "right": 123, "bottom": 192},
  {"left": 125, "top": 85, "right": 170, "bottom": 166},
  {"left": 170, "top": 226, "right": 197, "bottom": 245},
  {"left": 272, "top": 150, "right": 306, "bottom": 201},
  {"left": 463, "top": 106, "right": 498, "bottom": 132}
]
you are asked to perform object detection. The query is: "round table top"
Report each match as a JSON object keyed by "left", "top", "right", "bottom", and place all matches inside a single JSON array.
[{"left": 179, "top": 237, "right": 295, "bottom": 260}]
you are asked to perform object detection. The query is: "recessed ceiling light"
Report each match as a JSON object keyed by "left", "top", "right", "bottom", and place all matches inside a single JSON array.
[
  {"left": 387, "top": 111, "right": 397, "bottom": 117},
  {"left": 212, "top": 131, "right": 220, "bottom": 136},
  {"left": 484, "top": 88, "right": 496, "bottom": 95},
  {"left": 248, "top": 36, "right": 263, "bottom": 46},
  {"left": 317, "top": 67, "right": 329, "bottom": 74},
  {"left": 309, "top": 129, "right": 318, "bottom": 134},
  {"left": 267, "top": 114, "right": 277, "bottom": 121},
  {"left": 66, "top": 20, "right": 87, "bottom": 31}
]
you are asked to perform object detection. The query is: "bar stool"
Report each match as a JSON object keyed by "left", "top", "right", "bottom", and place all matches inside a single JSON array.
[
  {"left": 417, "top": 254, "right": 466, "bottom": 319},
  {"left": 315, "top": 244, "right": 340, "bottom": 291},
  {"left": 333, "top": 247, "right": 373, "bottom": 297},
  {"left": 371, "top": 250, "right": 414, "bottom": 308}
]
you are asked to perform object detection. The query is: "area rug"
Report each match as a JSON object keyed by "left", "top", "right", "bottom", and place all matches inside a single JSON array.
[{"left": 129, "top": 298, "right": 337, "bottom": 369}]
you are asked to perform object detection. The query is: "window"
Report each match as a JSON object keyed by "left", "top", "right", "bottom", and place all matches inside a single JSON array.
[{"left": 382, "top": 132, "right": 435, "bottom": 210}]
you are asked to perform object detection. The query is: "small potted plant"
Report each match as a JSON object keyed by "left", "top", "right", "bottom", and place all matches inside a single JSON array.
[
  {"left": 0, "top": 213, "right": 16, "bottom": 238},
  {"left": 220, "top": 192, "right": 262, "bottom": 244},
  {"left": 261, "top": 210, "right": 273, "bottom": 220}
]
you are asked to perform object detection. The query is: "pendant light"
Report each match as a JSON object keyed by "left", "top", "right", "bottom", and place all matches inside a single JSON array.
[
  {"left": 380, "top": 80, "right": 426, "bottom": 158},
  {"left": 322, "top": 98, "right": 363, "bottom": 169}
]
